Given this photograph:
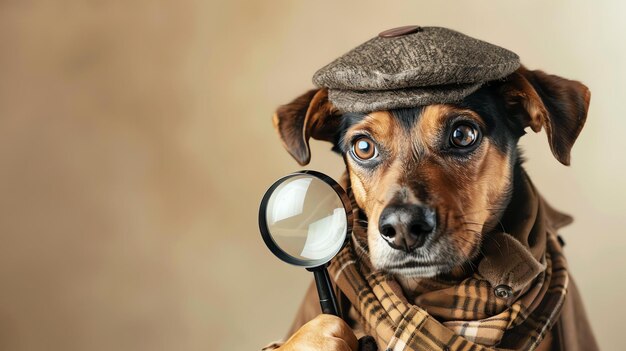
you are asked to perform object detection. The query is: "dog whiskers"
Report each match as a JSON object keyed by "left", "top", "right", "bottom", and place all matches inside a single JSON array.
[
  {"left": 452, "top": 206, "right": 507, "bottom": 219},
  {"left": 464, "top": 227, "right": 505, "bottom": 257}
]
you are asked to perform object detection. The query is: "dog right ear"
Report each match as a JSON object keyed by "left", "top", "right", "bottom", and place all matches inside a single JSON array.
[
  {"left": 273, "top": 88, "right": 341, "bottom": 165},
  {"left": 501, "top": 66, "right": 591, "bottom": 166}
]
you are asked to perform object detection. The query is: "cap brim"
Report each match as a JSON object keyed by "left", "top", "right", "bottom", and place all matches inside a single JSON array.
[{"left": 328, "top": 82, "right": 483, "bottom": 113}]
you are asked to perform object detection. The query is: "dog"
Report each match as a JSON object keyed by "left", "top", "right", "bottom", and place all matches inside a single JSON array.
[{"left": 265, "top": 64, "right": 597, "bottom": 351}]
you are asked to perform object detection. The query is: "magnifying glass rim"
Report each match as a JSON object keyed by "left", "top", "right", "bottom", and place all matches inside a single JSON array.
[{"left": 259, "top": 170, "right": 353, "bottom": 268}]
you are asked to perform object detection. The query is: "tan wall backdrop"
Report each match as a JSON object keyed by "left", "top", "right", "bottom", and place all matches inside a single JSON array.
[{"left": 0, "top": 1, "right": 624, "bottom": 350}]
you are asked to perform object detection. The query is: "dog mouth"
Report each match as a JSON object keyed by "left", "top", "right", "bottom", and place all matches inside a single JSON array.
[
  {"left": 372, "top": 246, "right": 455, "bottom": 277},
  {"left": 353, "top": 232, "right": 449, "bottom": 278}
]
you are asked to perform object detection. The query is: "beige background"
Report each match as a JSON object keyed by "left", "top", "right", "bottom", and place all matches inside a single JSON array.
[{"left": 0, "top": 1, "right": 624, "bottom": 350}]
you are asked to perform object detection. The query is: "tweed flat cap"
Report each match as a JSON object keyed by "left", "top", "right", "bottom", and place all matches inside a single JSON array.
[{"left": 312, "top": 26, "right": 520, "bottom": 113}]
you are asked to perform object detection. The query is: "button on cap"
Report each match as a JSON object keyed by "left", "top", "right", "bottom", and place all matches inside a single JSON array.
[
  {"left": 494, "top": 285, "right": 514, "bottom": 299},
  {"left": 378, "top": 25, "right": 422, "bottom": 38}
]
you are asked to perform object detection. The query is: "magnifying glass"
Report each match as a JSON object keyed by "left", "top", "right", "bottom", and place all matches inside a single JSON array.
[{"left": 259, "top": 170, "right": 353, "bottom": 316}]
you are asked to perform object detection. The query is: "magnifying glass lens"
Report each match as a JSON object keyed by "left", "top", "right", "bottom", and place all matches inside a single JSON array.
[{"left": 260, "top": 172, "right": 351, "bottom": 267}]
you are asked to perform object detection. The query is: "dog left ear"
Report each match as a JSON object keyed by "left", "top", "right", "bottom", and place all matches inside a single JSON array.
[
  {"left": 502, "top": 66, "right": 591, "bottom": 165},
  {"left": 273, "top": 88, "right": 341, "bottom": 166}
]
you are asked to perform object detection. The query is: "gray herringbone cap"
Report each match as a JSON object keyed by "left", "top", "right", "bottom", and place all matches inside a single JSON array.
[{"left": 312, "top": 26, "right": 520, "bottom": 113}]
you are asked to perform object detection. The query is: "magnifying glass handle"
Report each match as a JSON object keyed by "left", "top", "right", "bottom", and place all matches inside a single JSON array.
[{"left": 307, "top": 266, "right": 339, "bottom": 316}]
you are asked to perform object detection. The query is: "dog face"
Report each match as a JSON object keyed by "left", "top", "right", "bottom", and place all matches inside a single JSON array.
[
  {"left": 273, "top": 67, "right": 590, "bottom": 278},
  {"left": 337, "top": 102, "right": 516, "bottom": 277}
]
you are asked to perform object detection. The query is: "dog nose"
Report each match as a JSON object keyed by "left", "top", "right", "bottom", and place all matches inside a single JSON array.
[{"left": 378, "top": 204, "right": 436, "bottom": 252}]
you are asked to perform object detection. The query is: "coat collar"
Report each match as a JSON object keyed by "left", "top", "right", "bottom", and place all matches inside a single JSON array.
[{"left": 478, "top": 170, "right": 571, "bottom": 294}]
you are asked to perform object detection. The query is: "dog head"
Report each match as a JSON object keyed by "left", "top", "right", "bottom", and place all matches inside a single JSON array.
[{"left": 273, "top": 67, "right": 590, "bottom": 278}]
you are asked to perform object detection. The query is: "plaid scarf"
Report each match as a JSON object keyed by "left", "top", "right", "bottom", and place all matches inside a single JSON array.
[{"left": 328, "top": 175, "right": 569, "bottom": 351}]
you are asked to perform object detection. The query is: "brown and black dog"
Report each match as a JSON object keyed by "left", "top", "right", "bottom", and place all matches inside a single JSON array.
[{"left": 270, "top": 66, "right": 590, "bottom": 351}]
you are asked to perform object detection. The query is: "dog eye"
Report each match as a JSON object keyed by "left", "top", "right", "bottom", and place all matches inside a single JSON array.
[
  {"left": 450, "top": 124, "right": 479, "bottom": 148},
  {"left": 352, "top": 137, "right": 378, "bottom": 161}
]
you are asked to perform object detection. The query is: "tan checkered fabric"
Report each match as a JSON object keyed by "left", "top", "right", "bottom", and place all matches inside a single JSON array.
[{"left": 329, "top": 231, "right": 567, "bottom": 350}]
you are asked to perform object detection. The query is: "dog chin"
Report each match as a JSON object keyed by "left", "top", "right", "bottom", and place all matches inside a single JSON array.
[
  {"left": 375, "top": 257, "right": 451, "bottom": 279},
  {"left": 386, "top": 265, "right": 445, "bottom": 278}
]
